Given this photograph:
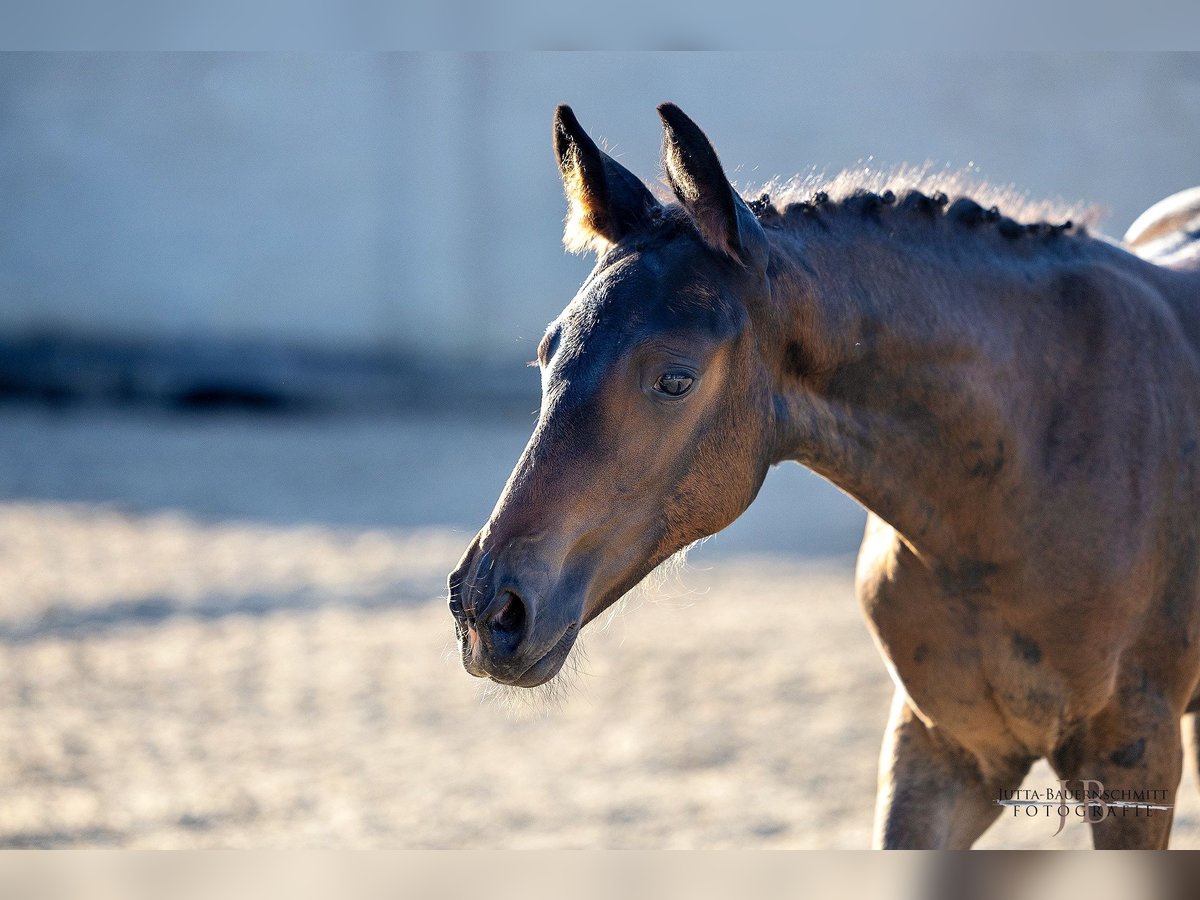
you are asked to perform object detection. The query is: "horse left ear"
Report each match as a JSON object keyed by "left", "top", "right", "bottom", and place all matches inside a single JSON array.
[
  {"left": 554, "top": 105, "right": 660, "bottom": 255},
  {"left": 657, "top": 103, "right": 768, "bottom": 269}
]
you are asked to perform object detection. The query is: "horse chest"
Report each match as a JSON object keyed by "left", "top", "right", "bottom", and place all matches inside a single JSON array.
[{"left": 857, "top": 534, "right": 1072, "bottom": 755}]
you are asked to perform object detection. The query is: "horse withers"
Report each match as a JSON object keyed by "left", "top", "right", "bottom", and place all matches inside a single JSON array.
[{"left": 447, "top": 103, "right": 1200, "bottom": 848}]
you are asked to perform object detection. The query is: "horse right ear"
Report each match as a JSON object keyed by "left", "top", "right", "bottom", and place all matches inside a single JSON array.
[
  {"left": 657, "top": 103, "right": 768, "bottom": 269},
  {"left": 554, "top": 105, "right": 660, "bottom": 254}
]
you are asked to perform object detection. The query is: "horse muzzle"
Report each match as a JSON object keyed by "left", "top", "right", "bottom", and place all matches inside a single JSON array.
[{"left": 448, "top": 542, "right": 580, "bottom": 687}]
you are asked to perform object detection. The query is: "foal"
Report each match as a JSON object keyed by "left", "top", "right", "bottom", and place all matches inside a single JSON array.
[{"left": 448, "top": 103, "right": 1200, "bottom": 848}]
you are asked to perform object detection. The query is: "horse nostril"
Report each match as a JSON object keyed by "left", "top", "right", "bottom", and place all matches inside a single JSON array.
[{"left": 489, "top": 590, "right": 527, "bottom": 639}]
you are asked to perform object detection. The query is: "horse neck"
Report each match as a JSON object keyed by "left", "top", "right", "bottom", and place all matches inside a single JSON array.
[{"left": 761, "top": 220, "right": 1121, "bottom": 566}]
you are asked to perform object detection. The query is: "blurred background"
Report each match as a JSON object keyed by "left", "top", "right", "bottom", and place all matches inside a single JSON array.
[{"left": 1, "top": 52, "right": 1199, "bottom": 848}]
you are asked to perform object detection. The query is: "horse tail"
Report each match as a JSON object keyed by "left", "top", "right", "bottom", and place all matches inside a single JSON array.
[{"left": 1124, "top": 186, "right": 1200, "bottom": 270}]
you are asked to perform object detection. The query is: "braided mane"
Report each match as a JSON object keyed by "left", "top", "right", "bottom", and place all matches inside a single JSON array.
[{"left": 741, "top": 165, "right": 1101, "bottom": 241}]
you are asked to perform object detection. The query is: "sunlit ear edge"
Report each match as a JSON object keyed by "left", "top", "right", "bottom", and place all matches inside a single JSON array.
[{"left": 560, "top": 144, "right": 616, "bottom": 255}]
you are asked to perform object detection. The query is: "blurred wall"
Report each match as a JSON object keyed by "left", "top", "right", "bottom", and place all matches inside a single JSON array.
[{"left": 1, "top": 52, "right": 1198, "bottom": 379}]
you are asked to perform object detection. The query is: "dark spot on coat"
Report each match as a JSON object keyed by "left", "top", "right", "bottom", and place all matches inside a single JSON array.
[
  {"left": 1041, "top": 399, "right": 1065, "bottom": 466},
  {"left": 1052, "top": 727, "right": 1087, "bottom": 777},
  {"left": 1109, "top": 737, "right": 1146, "bottom": 769},
  {"left": 784, "top": 341, "right": 814, "bottom": 380},
  {"left": 967, "top": 438, "right": 1006, "bottom": 479},
  {"left": 1055, "top": 271, "right": 1107, "bottom": 360},
  {"left": 913, "top": 644, "right": 930, "bottom": 664},
  {"left": 936, "top": 559, "right": 999, "bottom": 602},
  {"left": 1011, "top": 632, "right": 1042, "bottom": 665},
  {"left": 1160, "top": 533, "right": 1199, "bottom": 646},
  {"left": 1023, "top": 687, "right": 1058, "bottom": 721}
]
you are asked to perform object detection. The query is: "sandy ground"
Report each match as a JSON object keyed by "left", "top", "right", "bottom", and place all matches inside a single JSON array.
[{"left": 1, "top": 406, "right": 1198, "bottom": 848}]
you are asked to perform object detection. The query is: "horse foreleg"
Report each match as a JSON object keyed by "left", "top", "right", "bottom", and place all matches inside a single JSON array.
[
  {"left": 873, "top": 689, "right": 1030, "bottom": 849},
  {"left": 1051, "top": 701, "right": 1182, "bottom": 849}
]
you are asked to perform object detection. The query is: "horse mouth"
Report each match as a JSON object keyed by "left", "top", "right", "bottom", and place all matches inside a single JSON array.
[{"left": 487, "top": 627, "right": 578, "bottom": 689}]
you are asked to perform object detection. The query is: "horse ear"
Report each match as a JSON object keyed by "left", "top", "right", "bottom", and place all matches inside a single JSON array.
[
  {"left": 553, "top": 105, "right": 660, "bottom": 254},
  {"left": 657, "top": 103, "right": 767, "bottom": 268}
]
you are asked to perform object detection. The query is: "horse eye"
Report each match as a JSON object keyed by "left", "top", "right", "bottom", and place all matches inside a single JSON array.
[{"left": 654, "top": 372, "right": 695, "bottom": 397}]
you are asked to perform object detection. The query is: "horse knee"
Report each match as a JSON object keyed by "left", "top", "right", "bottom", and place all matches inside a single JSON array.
[{"left": 1051, "top": 710, "right": 1183, "bottom": 849}]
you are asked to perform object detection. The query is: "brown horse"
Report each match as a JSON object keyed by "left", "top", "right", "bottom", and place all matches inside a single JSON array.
[{"left": 447, "top": 103, "right": 1200, "bottom": 848}]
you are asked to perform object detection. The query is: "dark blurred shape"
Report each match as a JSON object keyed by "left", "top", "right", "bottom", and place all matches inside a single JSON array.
[
  {"left": 924, "top": 850, "right": 1199, "bottom": 900},
  {"left": 170, "top": 385, "right": 298, "bottom": 413},
  {"left": 1160, "top": 853, "right": 1200, "bottom": 900},
  {"left": 0, "top": 334, "right": 535, "bottom": 416}
]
